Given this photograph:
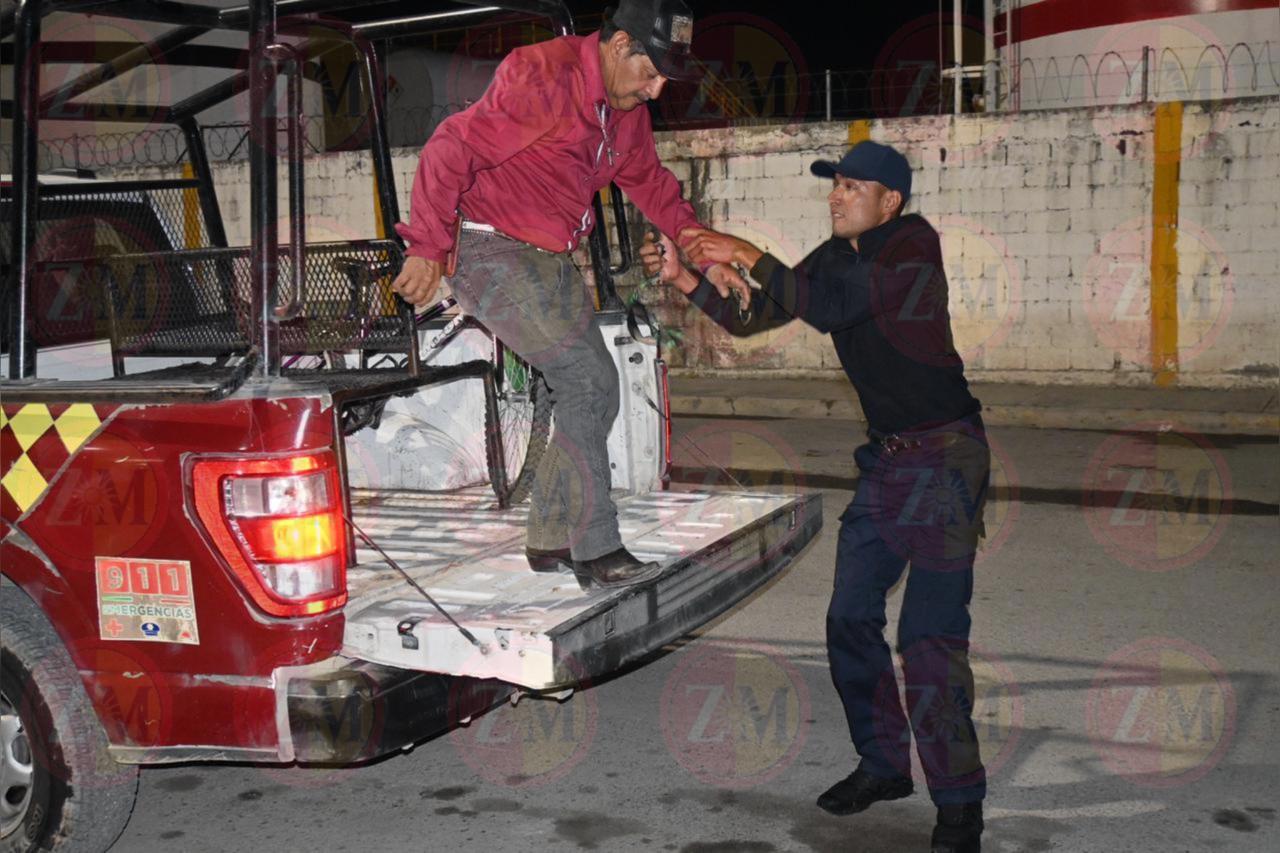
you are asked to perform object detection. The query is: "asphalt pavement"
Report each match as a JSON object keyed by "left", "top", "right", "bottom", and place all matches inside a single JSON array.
[{"left": 114, "top": 414, "right": 1279, "bottom": 853}]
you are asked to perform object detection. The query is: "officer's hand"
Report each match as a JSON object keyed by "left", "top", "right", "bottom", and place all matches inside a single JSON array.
[
  {"left": 678, "top": 227, "right": 763, "bottom": 270},
  {"left": 641, "top": 231, "right": 701, "bottom": 295},
  {"left": 706, "top": 263, "right": 752, "bottom": 312},
  {"left": 391, "top": 255, "right": 443, "bottom": 308}
]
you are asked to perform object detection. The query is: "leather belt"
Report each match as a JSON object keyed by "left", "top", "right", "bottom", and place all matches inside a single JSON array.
[
  {"left": 868, "top": 427, "right": 970, "bottom": 457},
  {"left": 459, "top": 219, "right": 555, "bottom": 254},
  {"left": 870, "top": 432, "right": 923, "bottom": 457}
]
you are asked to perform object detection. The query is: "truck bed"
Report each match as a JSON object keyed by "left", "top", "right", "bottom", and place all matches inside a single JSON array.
[{"left": 342, "top": 487, "right": 822, "bottom": 690}]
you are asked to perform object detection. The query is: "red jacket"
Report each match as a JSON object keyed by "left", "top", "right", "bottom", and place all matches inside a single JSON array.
[{"left": 395, "top": 31, "right": 701, "bottom": 261}]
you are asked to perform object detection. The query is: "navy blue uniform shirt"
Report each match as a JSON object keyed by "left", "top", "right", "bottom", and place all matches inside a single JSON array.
[{"left": 688, "top": 213, "right": 981, "bottom": 435}]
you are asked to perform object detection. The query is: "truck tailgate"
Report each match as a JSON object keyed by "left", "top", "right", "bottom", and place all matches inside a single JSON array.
[{"left": 342, "top": 488, "right": 821, "bottom": 690}]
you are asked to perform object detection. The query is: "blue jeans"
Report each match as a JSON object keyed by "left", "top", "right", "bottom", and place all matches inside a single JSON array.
[{"left": 827, "top": 420, "right": 989, "bottom": 805}]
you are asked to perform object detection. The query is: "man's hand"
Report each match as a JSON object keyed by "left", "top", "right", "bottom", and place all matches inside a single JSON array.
[
  {"left": 706, "top": 263, "right": 752, "bottom": 312},
  {"left": 640, "top": 231, "right": 700, "bottom": 295},
  {"left": 391, "top": 255, "right": 443, "bottom": 308},
  {"left": 678, "top": 227, "right": 764, "bottom": 270}
]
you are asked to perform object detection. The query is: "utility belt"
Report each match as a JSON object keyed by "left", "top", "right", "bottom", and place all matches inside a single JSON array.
[{"left": 866, "top": 412, "right": 985, "bottom": 459}]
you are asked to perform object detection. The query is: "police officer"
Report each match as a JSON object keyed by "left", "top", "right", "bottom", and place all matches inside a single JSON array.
[{"left": 642, "top": 141, "right": 989, "bottom": 853}]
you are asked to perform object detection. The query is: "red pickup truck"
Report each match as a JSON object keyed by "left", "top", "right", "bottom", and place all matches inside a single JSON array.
[{"left": 0, "top": 3, "right": 821, "bottom": 852}]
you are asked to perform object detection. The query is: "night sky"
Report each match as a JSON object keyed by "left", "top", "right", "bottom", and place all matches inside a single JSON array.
[
  {"left": 569, "top": 0, "right": 986, "bottom": 125},
  {"left": 568, "top": 0, "right": 977, "bottom": 72},
  {"left": 355, "top": 0, "right": 988, "bottom": 127}
]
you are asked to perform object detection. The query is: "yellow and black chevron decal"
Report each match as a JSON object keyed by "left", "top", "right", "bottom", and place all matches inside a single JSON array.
[{"left": 0, "top": 403, "right": 118, "bottom": 518}]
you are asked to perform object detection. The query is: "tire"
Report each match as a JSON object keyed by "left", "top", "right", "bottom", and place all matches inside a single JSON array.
[
  {"left": 485, "top": 347, "right": 553, "bottom": 506},
  {"left": 0, "top": 579, "right": 139, "bottom": 853}
]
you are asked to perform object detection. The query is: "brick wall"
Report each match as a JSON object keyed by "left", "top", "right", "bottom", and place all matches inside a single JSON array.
[
  {"left": 101, "top": 97, "right": 1279, "bottom": 387},
  {"left": 642, "top": 98, "right": 1279, "bottom": 388}
]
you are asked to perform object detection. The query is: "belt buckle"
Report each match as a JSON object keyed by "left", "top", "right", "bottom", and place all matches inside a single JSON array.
[{"left": 882, "top": 434, "right": 919, "bottom": 457}]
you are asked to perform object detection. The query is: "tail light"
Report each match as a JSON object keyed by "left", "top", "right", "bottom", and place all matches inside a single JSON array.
[
  {"left": 656, "top": 358, "right": 672, "bottom": 489},
  {"left": 191, "top": 452, "right": 347, "bottom": 617}
]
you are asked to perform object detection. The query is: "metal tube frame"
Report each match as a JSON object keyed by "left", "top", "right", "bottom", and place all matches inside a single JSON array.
[
  {"left": 4, "top": 0, "right": 595, "bottom": 382},
  {"left": 7, "top": 0, "right": 42, "bottom": 379},
  {"left": 220, "top": 0, "right": 407, "bottom": 27},
  {"left": 267, "top": 43, "right": 307, "bottom": 322},
  {"left": 355, "top": 28, "right": 422, "bottom": 378},
  {"left": 39, "top": 1, "right": 224, "bottom": 28},
  {"left": 247, "top": 0, "right": 280, "bottom": 376},
  {"left": 178, "top": 120, "right": 230, "bottom": 249},
  {"left": 37, "top": 25, "right": 209, "bottom": 118},
  {"left": 588, "top": 193, "right": 622, "bottom": 312}
]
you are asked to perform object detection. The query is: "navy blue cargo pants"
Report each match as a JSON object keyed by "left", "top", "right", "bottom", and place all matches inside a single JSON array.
[{"left": 827, "top": 415, "right": 990, "bottom": 806}]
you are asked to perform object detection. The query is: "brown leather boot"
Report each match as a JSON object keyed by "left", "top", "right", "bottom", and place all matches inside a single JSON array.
[
  {"left": 526, "top": 546, "right": 573, "bottom": 573},
  {"left": 572, "top": 547, "right": 661, "bottom": 588}
]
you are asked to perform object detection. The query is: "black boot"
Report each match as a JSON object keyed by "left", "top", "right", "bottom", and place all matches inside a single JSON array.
[
  {"left": 931, "top": 802, "right": 983, "bottom": 853},
  {"left": 572, "top": 547, "right": 661, "bottom": 588},
  {"left": 816, "top": 766, "right": 914, "bottom": 816},
  {"left": 526, "top": 546, "right": 573, "bottom": 573}
]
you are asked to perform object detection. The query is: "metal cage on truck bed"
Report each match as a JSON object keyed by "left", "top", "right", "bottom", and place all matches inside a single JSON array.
[
  {"left": 1, "top": 0, "right": 640, "bottom": 391},
  {"left": 2, "top": 180, "right": 415, "bottom": 375}
]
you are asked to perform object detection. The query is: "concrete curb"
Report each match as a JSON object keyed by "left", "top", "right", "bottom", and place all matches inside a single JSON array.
[{"left": 671, "top": 394, "right": 1280, "bottom": 435}]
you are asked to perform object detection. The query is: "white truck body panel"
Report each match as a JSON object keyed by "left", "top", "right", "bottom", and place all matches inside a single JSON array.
[{"left": 342, "top": 487, "right": 821, "bottom": 690}]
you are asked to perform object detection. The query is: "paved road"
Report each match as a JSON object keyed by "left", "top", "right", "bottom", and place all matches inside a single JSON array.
[{"left": 116, "top": 419, "right": 1279, "bottom": 852}]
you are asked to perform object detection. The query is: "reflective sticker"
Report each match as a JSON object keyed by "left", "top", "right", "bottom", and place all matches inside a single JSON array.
[
  {"left": 1, "top": 454, "right": 48, "bottom": 515},
  {"left": 1, "top": 402, "right": 107, "bottom": 513},
  {"left": 95, "top": 557, "right": 200, "bottom": 645}
]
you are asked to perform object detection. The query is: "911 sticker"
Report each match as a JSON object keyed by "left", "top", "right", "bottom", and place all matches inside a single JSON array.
[{"left": 95, "top": 557, "right": 200, "bottom": 645}]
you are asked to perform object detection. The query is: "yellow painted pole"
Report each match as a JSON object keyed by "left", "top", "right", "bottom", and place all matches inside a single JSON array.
[
  {"left": 372, "top": 174, "right": 386, "bottom": 239},
  {"left": 181, "top": 161, "right": 200, "bottom": 248},
  {"left": 847, "top": 120, "right": 871, "bottom": 146},
  {"left": 1150, "top": 101, "right": 1182, "bottom": 386},
  {"left": 372, "top": 174, "right": 396, "bottom": 313}
]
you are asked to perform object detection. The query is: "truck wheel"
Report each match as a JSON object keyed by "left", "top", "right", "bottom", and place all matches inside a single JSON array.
[{"left": 0, "top": 580, "right": 139, "bottom": 853}]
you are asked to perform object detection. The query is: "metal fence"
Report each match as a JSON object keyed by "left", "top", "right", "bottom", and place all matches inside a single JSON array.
[
  {"left": 1008, "top": 41, "right": 1280, "bottom": 110},
  {"left": 0, "top": 122, "right": 330, "bottom": 174},
  {"left": 655, "top": 40, "right": 1280, "bottom": 125},
  {"left": 4, "top": 41, "right": 1275, "bottom": 172}
]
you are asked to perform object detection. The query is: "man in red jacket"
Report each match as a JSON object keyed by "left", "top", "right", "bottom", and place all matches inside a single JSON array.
[{"left": 392, "top": 0, "right": 745, "bottom": 587}]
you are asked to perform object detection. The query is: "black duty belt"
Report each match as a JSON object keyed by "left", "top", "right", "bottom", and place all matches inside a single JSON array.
[
  {"left": 869, "top": 432, "right": 923, "bottom": 457},
  {"left": 867, "top": 419, "right": 980, "bottom": 458}
]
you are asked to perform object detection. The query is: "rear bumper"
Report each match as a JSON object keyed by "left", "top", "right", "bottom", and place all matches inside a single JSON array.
[
  {"left": 105, "top": 658, "right": 514, "bottom": 766},
  {"left": 281, "top": 660, "right": 513, "bottom": 763},
  {"left": 287, "top": 495, "right": 823, "bottom": 757},
  {"left": 555, "top": 492, "right": 823, "bottom": 684}
]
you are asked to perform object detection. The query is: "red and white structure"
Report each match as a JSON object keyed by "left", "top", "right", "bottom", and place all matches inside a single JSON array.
[{"left": 990, "top": 0, "right": 1279, "bottom": 109}]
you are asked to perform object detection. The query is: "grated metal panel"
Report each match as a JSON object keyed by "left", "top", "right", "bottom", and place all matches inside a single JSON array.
[
  {"left": 4, "top": 182, "right": 411, "bottom": 361},
  {"left": 33, "top": 239, "right": 410, "bottom": 357}
]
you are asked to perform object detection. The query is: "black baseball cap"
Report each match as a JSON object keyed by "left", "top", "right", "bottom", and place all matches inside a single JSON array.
[
  {"left": 610, "top": 0, "right": 701, "bottom": 82},
  {"left": 811, "top": 141, "right": 912, "bottom": 203}
]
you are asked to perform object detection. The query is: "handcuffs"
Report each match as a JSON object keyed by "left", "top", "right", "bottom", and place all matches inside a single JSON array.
[{"left": 657, "top": 240, "right": 753, "bottom": 323}]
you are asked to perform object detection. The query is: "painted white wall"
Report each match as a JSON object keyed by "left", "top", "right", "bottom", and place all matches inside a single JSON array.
[
  {"left": 97, "top": 97, "right": 1280, "bottom": 388},
  {"left": 647, "top": 99, "right": 1279, "bottom": 388}
]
